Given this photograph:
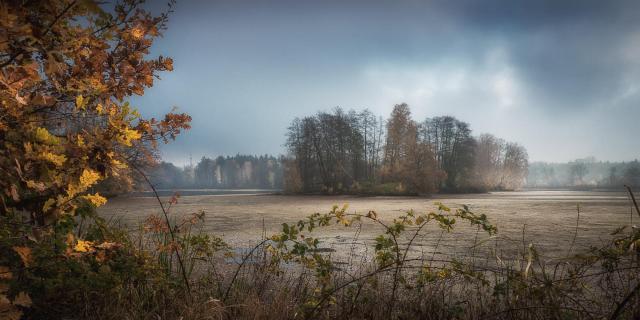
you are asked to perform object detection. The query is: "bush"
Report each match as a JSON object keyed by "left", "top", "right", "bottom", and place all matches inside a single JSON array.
[{"left": 0, "top": 1, "right": 189, "bottom": 318}]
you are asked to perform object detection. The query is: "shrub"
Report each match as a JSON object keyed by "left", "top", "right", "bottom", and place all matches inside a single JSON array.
[{"left": 0, "top": 1, "right": 190, "bottom": 318}]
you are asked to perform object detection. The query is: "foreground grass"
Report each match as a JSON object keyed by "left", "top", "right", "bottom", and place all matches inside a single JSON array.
[{"left": 2, "top": 194, "right": 640, "bottom": 320}]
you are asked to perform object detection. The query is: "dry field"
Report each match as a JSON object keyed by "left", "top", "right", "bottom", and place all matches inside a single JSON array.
[{"left": 100, "top": 190, "right": 638, "bottom": 263}]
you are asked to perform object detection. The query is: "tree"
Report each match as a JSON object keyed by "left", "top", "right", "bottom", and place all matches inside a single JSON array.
[
  {"left": 473, "top": 134, "right": 505, "bottom": 190},
  {"left": 423, "top": 116, "right": 476, "bottom": 190},
  {"left": 405, "top": 123, "right": 440, "bottom": 193},
  {"left": 623, "top": 160, "right": 640, "bottom": 187},
  {"left": 195, "top": 157, "right": 217, "bottom": 188},
  {"left": 283, "top": 158, "right": 303, "bottom": 193},
  {"left": 358, "top": 109, "right": 382, "bottom": 181},
  {"left": 525, "top": 162, "right": 557, "bottom": 188},
  {"left": 500, "top": 142, "right": 529, "bottom": 190},
  {"left": 382, "top": 103, "right": 414, "bottom": 181},
  {"left": 608, "top": 166, "right": 619, "bottom": 187},
  {"left": 380, "top": 104, "right": 440, "bottom": 193},
  {"left": 151, "top": 161, "right": 187, "bottom": 188},
  {"left": 0, "top": 0, "right": 191, "bottom": 225},
  {"left": 569, "top": 161, "right": 588, "bottom": 185},
  {"left": 0, "top": 1, "right": 190, "bottom": 316},
  {"left": 284, "top": 108, "right": 367, "bottom": 193}
]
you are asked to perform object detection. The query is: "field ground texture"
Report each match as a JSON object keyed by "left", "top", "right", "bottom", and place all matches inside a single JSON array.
[{"left": 100, "top": 190, "right": 638, "bottom": 265}]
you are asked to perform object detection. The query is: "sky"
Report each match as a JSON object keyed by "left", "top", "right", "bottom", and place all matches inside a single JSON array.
[{"left": 132, "top": 0, "right": 640, "bottom": 165}]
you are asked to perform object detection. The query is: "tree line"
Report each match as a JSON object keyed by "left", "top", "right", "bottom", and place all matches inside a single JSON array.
[
  {"left": 527, "top": 158, "right": 640, "bottom": 188},
  {"left": 148, "top": 155, "right": 283, "bottom": 189},
  {"left": 284, "top": 104, "right": 529, "bottom": 194}
]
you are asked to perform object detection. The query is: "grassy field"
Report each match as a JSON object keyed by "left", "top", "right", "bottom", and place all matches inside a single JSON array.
[{"left": 100, "top": 190, "right": 636, "bottom": 262}]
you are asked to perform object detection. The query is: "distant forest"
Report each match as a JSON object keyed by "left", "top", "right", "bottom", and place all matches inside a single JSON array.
[
  {"left": 147, "top": 105, "right": 639, "bottom": 194},
  {"left": 148, "top": 155, "right": 283, "bottom": 189},
  {"left": 527, "top": 157, "right": 640, "bottom": 189},
  {"left": 147, "top": 155, "right": 640, "bottom": 192}
]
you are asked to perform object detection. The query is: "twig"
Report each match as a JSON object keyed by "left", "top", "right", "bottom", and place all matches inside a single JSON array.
[
  {"left": 624, "top": 185, "right": 640, "bottom": 218},
  {"left": 487, "top": 305, "right": 590, "bottom": 319},
  {"left": 223, "top": 239, "right": 270, "bottom": 302},
  {"left": 567, "top": 204, "right": 581, "bottom": 256},
  {"left": 132, "top": 164, "right": 191, "bottom": 294},
  {"left": 0, "top": 1, "right": 77, "bottom": 69},
  {"left": 609, "top": 282, "right": 640, "bottom": 320},
  {"left": 42, "top": 1, "right": 78, "bottom": 36}
]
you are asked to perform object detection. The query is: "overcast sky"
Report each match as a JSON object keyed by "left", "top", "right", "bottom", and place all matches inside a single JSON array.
[{"left": 132, "top": 0, "right": 640, "bottom": 165}]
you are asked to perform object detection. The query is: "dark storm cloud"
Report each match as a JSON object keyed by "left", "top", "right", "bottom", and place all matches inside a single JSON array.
[
  {"left": 134, "top": 0, "right": 640, "bottom": 163},
  {"left": 423, "top": 0, "right": 640, "bottom": 110}
]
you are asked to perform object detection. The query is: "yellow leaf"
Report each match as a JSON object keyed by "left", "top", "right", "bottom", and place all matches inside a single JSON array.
[
  {"left": 12, "top": 247, "right": 32, "bottom": 267},
  {"left": 118, "top": 127, "right": 142, "bottom": 146},
  {"left": 82, "top": 193, "right": 107, "bottom": 207},
  {"left": 75, "top": 95, "right": 85, "bottom": 109},
  {"left": 79, "top": 169, "right": 101, "bottom": 189},
  {"left": 74, "top": 240, "right": 94, "bottom": 253},
  {"left": 34, "top": 127, "right": 59, "bottom": 145},
  {"left": 42, "top": 198, "right": 55, "bottom": 212},
  {"left": 68, "top": 169, "right": 102, "bottom": 197},
  {"left": 131, "top": 26, "right": 145, "bottom": 39},
  {"left": 111, "top": 158, "right": 128, "bottom": 169},
  {"left": 41, "top": 151, "right": 66, "bottom": 167}
]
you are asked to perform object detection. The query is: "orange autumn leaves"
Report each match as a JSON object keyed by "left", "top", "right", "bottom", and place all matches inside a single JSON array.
[
  {"left": 0, "top": 1, "right": 189, "bottom": 316},
  {"left": 70, "top": 238, "right": 121, "bottom": 262},
  {"left": 0, "top": 0, "right": 190, "bottom": 226},
  {"left": 11, "top": 247, "right": 31, "bottom": 267}
]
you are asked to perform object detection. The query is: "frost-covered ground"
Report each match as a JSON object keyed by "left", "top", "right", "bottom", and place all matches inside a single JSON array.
[{"left": 100, "top": 190, "right": 637, "bottom": 263}]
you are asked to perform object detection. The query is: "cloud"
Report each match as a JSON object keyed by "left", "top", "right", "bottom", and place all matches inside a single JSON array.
[
  {"left": 135, "top": 0, "right": 640, "bottom": 163},
  {"left": 360, "top": 44, "right": 525, "bottom": 117}
]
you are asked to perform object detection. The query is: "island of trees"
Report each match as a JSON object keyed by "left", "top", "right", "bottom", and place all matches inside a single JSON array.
[{"left": 284, "top": 104, "right": 528, "bottom": 194}]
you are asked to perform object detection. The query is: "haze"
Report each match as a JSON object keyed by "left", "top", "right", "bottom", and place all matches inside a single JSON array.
[{"left": 132, "top": 0, "right": 640, "bottom": 165}]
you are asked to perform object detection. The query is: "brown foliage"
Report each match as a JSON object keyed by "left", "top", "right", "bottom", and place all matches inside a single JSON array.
[{"left": 0, "top": 0, "right": 191, "bottom": 225}]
